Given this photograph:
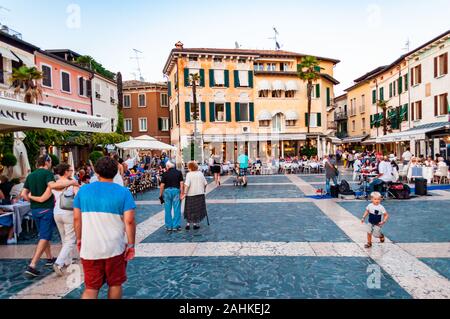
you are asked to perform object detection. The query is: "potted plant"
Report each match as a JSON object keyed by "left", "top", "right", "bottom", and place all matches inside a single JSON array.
[{"left": 1, "top": 153, "right": 18, "bottom": 178}]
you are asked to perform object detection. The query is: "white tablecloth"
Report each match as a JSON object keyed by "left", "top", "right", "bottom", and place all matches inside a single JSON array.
[{"left": 0, "top": 202, "right": 31, "bottom": 237}]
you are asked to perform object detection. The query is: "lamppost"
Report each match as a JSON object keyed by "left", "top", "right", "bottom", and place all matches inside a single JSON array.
[{"left": 190, "top": 72, "right": 200, "bottom": 161}]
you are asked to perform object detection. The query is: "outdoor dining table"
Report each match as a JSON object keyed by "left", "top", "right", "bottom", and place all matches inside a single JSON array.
[{"left": 0, "top": 201, "right": 31, "bottom": 240}]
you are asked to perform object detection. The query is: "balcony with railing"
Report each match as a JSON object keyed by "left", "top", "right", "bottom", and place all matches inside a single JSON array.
[
  {"left": 336, "top": 131, "right": 349, "bottom": 139},
  {"left": 334, "top": 111, "right": 348, "bottom": 121}
]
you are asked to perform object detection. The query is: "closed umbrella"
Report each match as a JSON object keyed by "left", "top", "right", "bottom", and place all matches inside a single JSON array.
[
  {"left": 68, "top": 151, "right": 75, "bottom": 178},
  {"left": 12, "top": 132, "right": 31, "bottom": 179},
  {"left": 317, "top": 136, "right": 322, "bottom": 159}
]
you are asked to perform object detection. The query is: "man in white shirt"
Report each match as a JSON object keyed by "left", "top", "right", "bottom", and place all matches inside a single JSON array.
[
  {"left": 402, "top": 148, "right": 413, "bottom": 165},
  {"left": 369, "top": 156, "right": 393, "bottom": 193}
]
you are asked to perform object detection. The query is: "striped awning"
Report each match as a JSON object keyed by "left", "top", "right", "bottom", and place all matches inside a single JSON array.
[
  {"left": 0, "top": 46, "right": 19, "bottom": 62},
  {"left": 257, "top": 80, "right": 271, "bottom": 91},
  {"left": 272, "top": 80, "right": 286, "bottom": 91},
  {"left": 285, "top": 110, "right": 299, "bottom": 120},
  {"left": 285, "top": 80, "right": 299, "bottom": 91}
]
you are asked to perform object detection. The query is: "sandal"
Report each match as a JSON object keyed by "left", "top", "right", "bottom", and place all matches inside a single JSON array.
[
  {"left": 380, "top": 235, "right": 385, "bottom": 243},
  {"left": 364, "top": 243, "right": 372, "bottom": 248}
]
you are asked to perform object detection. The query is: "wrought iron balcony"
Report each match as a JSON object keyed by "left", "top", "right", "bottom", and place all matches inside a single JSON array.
[
  {"left": 336, "top": 131, "right": 349, "bottom": 139},
  {"left": 334, "top": 111, "right": 348, "bottom": 121}
]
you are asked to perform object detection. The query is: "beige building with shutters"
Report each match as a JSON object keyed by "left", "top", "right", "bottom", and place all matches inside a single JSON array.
[{"left": 163, "top": 42, "right": 340, "bottom": 164}]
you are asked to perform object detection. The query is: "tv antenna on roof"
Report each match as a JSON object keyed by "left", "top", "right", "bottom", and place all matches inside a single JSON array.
[
  {"left": 130, "top": 49, "right": 145, "bottom": 81},
  {"left": 235, "top": 41, "right": 242, "bottom": 49},
  {"left": 268, "top": 27, "right": 282, "bottom": 51},
  {"left": 402, "top": 38, "right": 410, "bottom": 53}
]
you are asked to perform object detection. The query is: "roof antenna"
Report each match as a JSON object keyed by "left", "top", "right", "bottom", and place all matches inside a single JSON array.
[
  {"left": 235, "top": 41, "right": 242, "bottom": 49},
  {"left": 402, "top": 38, "right": 410, "bottom": 53},
  {"left": 130, "top": 49, "right": 145, "bottom": 81},
  {"left": 268, "top": 27, "right": 282, "bottom": 51}
]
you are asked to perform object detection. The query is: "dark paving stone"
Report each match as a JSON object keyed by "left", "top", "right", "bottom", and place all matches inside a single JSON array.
[
  {"left": 420, "top": 258, "right": 450, "bottom": 280},
  {"left": 64, "top": 256, "right": 411, "bottom": 299},
  {"left": 135, "top": 205, "right": 163, "bottom": 224},
  {"left": 143, "top": 202, "right": 350, "bottom": 243},
  {"left": 298, "top": 175, "right": 354, "bottom": 183},
  {"left": 0, "top": 259, "right": 54, "bottom": 299},
  {"left": 338, "top": 201, "right": 450, "bottom": 243},
  {"left": 207, "top": 185, "right": 303, "bottom": 199}
]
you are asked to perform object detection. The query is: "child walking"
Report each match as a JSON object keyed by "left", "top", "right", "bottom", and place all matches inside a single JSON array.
[{"left": 361, "top": 192, "right": 390, "bottom": 248}]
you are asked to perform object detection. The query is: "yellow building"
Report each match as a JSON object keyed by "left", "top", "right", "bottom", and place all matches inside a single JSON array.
[{"left": 163, "top": 42, "right": 340, "bottom": 163}]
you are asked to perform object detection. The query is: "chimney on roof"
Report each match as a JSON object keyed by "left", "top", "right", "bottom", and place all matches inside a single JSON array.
[{"left": 175, "top": 41, "right": 184, "bottom": 49}]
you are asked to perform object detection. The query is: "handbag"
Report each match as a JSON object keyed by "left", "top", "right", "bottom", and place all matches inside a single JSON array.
[{"left": 59, "top": 187, "right": 74, "bottom": 211}]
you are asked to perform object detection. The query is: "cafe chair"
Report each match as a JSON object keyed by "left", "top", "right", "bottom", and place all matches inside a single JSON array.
[{"left": 434, "top": 166, "right": 449, "bottom": 184}]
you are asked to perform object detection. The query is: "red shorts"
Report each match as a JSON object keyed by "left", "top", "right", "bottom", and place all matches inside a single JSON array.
[{"left": 81, "top": 252, "right": 127, "bottom": 290}]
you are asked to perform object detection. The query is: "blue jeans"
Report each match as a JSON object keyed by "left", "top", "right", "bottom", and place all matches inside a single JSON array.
[
  {"left": 164, "top": 188, "right": 181, "bottom": 229},
  {"left": 326, "top": 177, "right": 338, "bottom": 194},
  {"left": 369, "top": 178, "right": 385, "bottom": 193}
]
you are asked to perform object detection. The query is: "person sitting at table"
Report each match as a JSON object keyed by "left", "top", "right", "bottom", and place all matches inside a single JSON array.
[
  {"left": 353, "top": 156, "right": 363, "bottom": 181},
  {"left": 0, "top": 208, "right": 16, "bottom": 244},
  {"left": 424, "top": 156, "right": 436, "bottom": 168},
  {"left": 0, "top": 176, "right": 14, "bottom": 205},
  {"left": 368, "top": 156, "right": 394, "bottom": 193},
  {"left": 437, "top": 157, "right": 448, "bottom": 169}
]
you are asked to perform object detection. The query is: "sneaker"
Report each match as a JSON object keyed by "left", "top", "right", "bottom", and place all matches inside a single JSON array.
[
  {"left": 6, "top": 237, "right": 17, "bottom": 245},
  {"left": 380, "top": 235, "right": 385, "bottom": 243},
  {"left": 165, "top": 228, "right": 173, "bottom": 232},
  {"left": 25, "top": 266, "right": 41, "bottom": 277},
  {"left": 185, "top": 225, "right": 191, "bottom": 230},
  {"left": 193, "top": 225, "right": 200, "bottom": 230},
  {"left": 174, "top": 227, "right": 182, "bottom": 232},
  {"left": 364, "top": 243, "right": 372, "bottom": 248},
  {"left": 45, "top": 258, "right": 57, "bottom": 267},
  {"left": 53, "top": 264, "right": 65, "bottom": 277}
]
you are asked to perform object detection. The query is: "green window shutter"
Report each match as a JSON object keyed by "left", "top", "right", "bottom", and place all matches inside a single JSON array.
[
  {"left": 315, "top": 84, "right": 320, "bottom": 98},
  {"left": 248, "top": 71, "right": 254, "bottom": 88},
  {"left": 158, "top": 118, "right": 162, "bottom": 131},
  {"left": 249, "top": 103, "right": 254, "bottom": 122},
  {"left": 372, "top": 90, "right": 376, "bottom": 104},
  {"left": 200, "top": 102, "right": 206, "bottom": 122},
  {"left": 184, "top": 68, "right": 190, "bottom": 87},
  {"left": 317, "top": 113, "right": 322, "bottom": 127},
  {"left": 209, "top": 69, "right": 215, "bottom": 87},
  {"left": 185, "top": 102, "right": 191, "bottom": 122},
  {"left": 389, "top": 83, "right": 393, "bottom": 98},
  {"left": 326, "top": 88, "right": 330, "bottom": 106},
  {"left": 380, "top": 87, "right": 384, "bottom": 101},
  {"left": 224, "top": 70, "right": 230, "bottom": 88},
  {"left": 226, "top": 103, "right": 232, "bottom": 122},
  {"left": 398, "top": 77, "right": 402, "bottom": 94},
  {"left": 405, "top": 74, "right": 409, "bottom": 91},
  {"left": 199, "top": 69, "right": 205, "bottom": 87},
  {"left": 305, "top": 113, "right": 309, "bottom": 127},
  {"left": 209, "top": 102, "right": 215, "bottom": 122},
  {"left": 235, "top": 102, "right": 241, "bottom": 121},
  {"left": 234, "top": 70, "right": 240, "bottom": 88},
  {"left": 314, "top": 66, "right": 321, "bottom": 72},
  {"left": 168, "top": 81, "right": 172, "bottom": 98},
  {"left": 404, "top": 104, "right": 408, "bottom": 121}
]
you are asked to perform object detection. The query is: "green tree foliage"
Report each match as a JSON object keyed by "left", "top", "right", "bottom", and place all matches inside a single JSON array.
[
  {"left": 11, "top": 66, "right": 43, "bottom": 104},
  {"left": 1, "top": 153, "right": 17, "bottom": 167},
  {"left": 76, "top": 56, "right": 115, "bottom": 80},
  {"left": 49, "top": 154, "right": 60, "bottom": 167},
  {"left": 89, "top": 151, "right": 104, "bottom": 165}
]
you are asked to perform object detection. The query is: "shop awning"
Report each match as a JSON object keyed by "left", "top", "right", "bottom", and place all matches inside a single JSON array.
[
  {"left": 361, "top": 138, "right": 377, "bottom": 145},
  {"left": 285, "top": 110, "right": 299, "bottom": 120},
  {"left": 272, "top": 80, "right": 286, "bottom": 91},
  {"left": 11, "top": 50, "right": 36, "bottom": 67},
  {"left": 0, "top": 46, "right": 19, "bottom": 62},
  {"left": 342, "top": 135, "right": 369, "bottom": 144},
  {"left": 115, "top": 135, "right": 176, "bottom": 151},
  {"left": 328, "top": 136, "right": 342, "bottom": 144},
  {"left": 257, "top": 110, "right": 272, "bottom": 121},
  {"left": 376, "top": 121, "right": 450, "bottom": 143},
  {"left": 257, "top": 80, "right": 271, "bottom": 91},
  {"left": 285, "top": 80, "right": 299, "bottom": 91},
  {"left": 0, "top": 98, "right": 110, "bottom": 133}
]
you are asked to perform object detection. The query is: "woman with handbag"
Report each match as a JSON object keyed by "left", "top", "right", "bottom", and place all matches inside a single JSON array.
[{"left": 29, "top": 163, "right": 79, "bottom": 276}]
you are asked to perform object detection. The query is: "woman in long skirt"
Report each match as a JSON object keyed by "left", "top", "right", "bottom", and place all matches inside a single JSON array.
[{"left": 183, "top": 161, "right": 208, "bottom": 230}]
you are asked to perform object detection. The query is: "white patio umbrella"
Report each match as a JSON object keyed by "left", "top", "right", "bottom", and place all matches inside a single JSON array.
[
  {"left": 115, "top": 135, "right": 176, "bottom": 151},
  {"left": 322, "top": 138, "right": 327, "bottom": 158},
  {"left": 12, "top": 132, "right": 31, "bottom": 179},
  {"left": 68, "top": 151, "right": 75, "bottom": 178},
  {"left": 317, "top": 136, "right": 323, "bottom": 159}
]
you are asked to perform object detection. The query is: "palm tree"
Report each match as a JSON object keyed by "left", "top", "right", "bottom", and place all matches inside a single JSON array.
[
  {"left": 377, "top": 99, "right": 388, "bottom": 135},
  {"left": 10, "top": 66, "right": 43, "bottom": 104},
  {"left": 297, "top": 56, "right": 322, "bottom": 140},
  {"left": 189, "top": 72, "right": 201, "bottom": 160}
]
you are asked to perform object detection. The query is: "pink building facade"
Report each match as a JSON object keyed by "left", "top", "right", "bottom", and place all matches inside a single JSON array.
[{"left": 35, "top": 51, "right": 92, "bottom": 114}]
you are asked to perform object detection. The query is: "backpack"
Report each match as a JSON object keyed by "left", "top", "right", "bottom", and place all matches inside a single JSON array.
[{"left": 339, "top": 179, "right": 355, "bottom": 195}]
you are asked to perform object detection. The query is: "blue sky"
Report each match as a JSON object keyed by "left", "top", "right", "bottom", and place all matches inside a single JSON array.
[{"left": 1, "top": 0, "right": 449, "bottom": 94}]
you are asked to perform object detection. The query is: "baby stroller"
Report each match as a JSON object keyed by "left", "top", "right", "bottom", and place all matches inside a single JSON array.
[{"left": 233, "top": 165, "right": 245, "bottom": 186}]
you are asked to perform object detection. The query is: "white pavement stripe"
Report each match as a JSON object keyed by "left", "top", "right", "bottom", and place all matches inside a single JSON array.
[
  {"left": 398, "top": 243, "right": 450, "bottom": 258},
  {"left": 205, "top": 198, "right": 312, "bottom": 204},
  {"left": 134, "top": 242, "right": 367, "bottom": 257},
  {"left": 135, "top": 200, "right": 160, "bottom": 205},
  {"left": 286, "top": 175, "right": 320, "bottom": 196},
  {"left": 220, "top": 183, "right": 293, "bottom": 186},
  {"left": 313, "top": 200, "right": 450, "bottom": 299}
]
